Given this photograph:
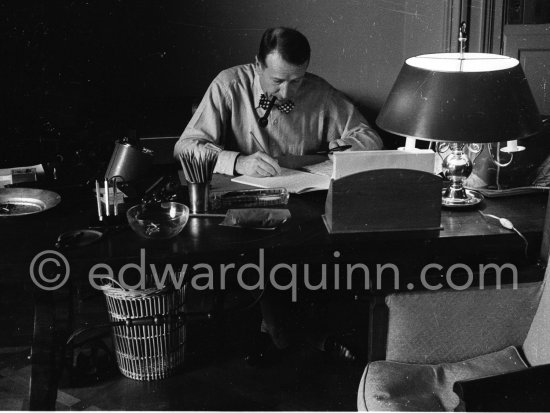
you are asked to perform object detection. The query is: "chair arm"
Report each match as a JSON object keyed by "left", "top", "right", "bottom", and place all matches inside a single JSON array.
[
  {"left": 384, "top": 281, "right": 542, "bottom": 364},
  {"left": 454, "top": 364, "right": 550, "bottom": 411}
]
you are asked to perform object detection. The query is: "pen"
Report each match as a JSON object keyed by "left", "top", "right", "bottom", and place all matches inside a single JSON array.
[
  {"left": 316, "top": 144, "right": 352, "bottom": 155},
  {"left": 95, "top": 180, "right": 103, "bottom": 221},
  {"left": 250, "top": 131, "right": 268, "bottom": 153}
]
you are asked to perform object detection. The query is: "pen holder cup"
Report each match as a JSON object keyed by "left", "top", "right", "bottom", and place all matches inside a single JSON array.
[{"left": 187, "top": 182, "right": 210, "bottom": 214}]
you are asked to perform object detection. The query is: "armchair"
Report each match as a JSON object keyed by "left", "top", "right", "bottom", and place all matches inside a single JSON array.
[{"left": 358, "top": 195, "right": 550, "bottom": 411}]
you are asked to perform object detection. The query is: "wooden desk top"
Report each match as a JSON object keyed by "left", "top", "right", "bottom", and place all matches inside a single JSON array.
[{"left": 1, "top": 177, "right": 546, "bottom": 271}]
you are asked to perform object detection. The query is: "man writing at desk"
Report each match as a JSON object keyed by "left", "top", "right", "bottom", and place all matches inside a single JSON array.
[
  {"left": 174, "top": 27, "right": 382, "bottom": 363},
  {"left": 174, "top": 26, "right": 382, "bottom": 176}
]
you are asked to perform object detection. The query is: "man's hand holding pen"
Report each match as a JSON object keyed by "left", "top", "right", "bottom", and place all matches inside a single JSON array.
[
  {"left": 326, "top": 139, "right": 352, "bottom": 160},
  {"left": 235, "top": 131, "right": 281, "bottom": 177},
  {"left": 235, "top": 131, "right": 352, "bottom": 177},
  {"left": 235, "top": 152, "right": 281, "bottom": 177},
  {"left": 328, "top": 139, "right": 352, "bottom": 153}
]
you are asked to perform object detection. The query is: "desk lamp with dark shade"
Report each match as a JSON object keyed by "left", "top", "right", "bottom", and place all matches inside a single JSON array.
[{"left": 376, "top": 50, "right": 542, "bottom": 207}]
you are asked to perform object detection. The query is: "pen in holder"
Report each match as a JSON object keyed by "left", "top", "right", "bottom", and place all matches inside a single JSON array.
[{"left": 178, "top": 144, "right": 221, "bottom": 213}]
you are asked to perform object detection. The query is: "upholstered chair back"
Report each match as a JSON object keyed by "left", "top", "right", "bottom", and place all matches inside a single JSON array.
[
  {"left": 523, "top": 193, "right": 550, "bottom": 366},
  {"left": 523, "top": 270, "right": 550, "bottom": 366}
]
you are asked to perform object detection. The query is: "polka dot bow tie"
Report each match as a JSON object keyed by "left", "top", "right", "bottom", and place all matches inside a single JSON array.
[{"left": 259, "top": 94, "right": 295, "bottom": 114}]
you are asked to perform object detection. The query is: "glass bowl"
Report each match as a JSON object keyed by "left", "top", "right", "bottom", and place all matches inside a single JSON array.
[{"left": 126, "top": 202, "right": 189, "bottom": 239}]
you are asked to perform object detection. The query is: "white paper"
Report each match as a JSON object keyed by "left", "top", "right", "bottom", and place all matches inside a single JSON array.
[
  {"left": 232, "top": 167, "right": 330, "bottom": 194},
  {"left": 0, "top": 163, "right": 45, "bottom": 187},
  {"left": 0, "top": 163, "right": 45, "bottom": 177},
  {"left": 301, "top": 160, "right": 334, "bottom": 178}
]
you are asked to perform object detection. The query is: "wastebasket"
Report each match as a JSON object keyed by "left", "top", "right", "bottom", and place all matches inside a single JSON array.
[{"left": 101, "top": 282, "right": 186, "bottom": 381}]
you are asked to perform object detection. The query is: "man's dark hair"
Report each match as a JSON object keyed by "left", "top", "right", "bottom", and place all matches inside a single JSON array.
[{"left": 257, "top": 27, "right": 311, "bottom": 67}]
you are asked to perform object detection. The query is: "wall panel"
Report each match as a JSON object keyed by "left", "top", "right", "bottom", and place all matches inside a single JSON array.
[{"left": 168, "top": 0, "right": 459, "bottom": 118}]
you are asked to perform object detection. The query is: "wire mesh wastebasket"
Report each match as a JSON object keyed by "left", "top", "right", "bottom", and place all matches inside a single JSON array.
[{"left": 101, "top": 281, "right": 187, "bottom": 381}]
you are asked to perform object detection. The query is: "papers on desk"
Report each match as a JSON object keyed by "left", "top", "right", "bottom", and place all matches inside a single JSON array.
[
  {"left": 465, "top": 185, "right": 549, "bottom": 197},
  {"left": 0, "top": 164, "right": 45, "bottom": 187},
  {"left": 301, "top": 160, "right": 333, "bottom": 178},
  {"left": 231, "top": 167, "right": 330, "bottom": 194},
  {"left": 231, "top": 150, "right": 436, "bottom": 194}
]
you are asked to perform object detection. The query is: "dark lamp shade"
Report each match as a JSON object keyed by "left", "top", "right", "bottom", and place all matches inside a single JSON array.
[{"left": 376, "top": 53, "right": 542, "bottom": 143}]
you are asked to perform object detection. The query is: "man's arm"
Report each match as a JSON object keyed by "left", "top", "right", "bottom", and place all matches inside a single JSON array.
[
  {"left": 326, "top": 89, "right": 383, "bottom": 151},
  {"left": 174, "top": 76, "right": 280, "bottom": 177},
  {"left": 174, "top": 77, "right": 241, "bottom": 176}
]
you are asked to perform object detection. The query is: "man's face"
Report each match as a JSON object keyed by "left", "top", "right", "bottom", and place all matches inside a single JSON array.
[{"left": 256, "top": 51, "right": 308, "bottom": 104}]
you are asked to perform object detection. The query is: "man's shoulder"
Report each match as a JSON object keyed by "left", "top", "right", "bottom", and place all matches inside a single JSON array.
[
  {"left": 214, "top": 64, "right": 255, "bottom": 86},
  {"left": 303, "top": 72, "right": 337, "bottom": 94},
  {"left": 301, "top": 72, "right": 359, "bottom": 109}
]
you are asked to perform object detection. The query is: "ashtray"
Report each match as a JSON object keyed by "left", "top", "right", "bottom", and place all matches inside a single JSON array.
[
  {"left": 0, "top": 188, "right": 61, "bottom": 216},
  {"left": 126, "top": 202, "right": 189, "bottom": 239},
  {"left": 56, "top": 229, "right": 103, "bottom": 249}
]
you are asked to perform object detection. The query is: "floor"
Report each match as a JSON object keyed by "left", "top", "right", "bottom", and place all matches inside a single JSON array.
[{"left": 0, "top": 289, "right": 369, "bottom": 411}]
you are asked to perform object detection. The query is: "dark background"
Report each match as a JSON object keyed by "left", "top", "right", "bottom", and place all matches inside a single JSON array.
[
  {"left": 1, "top": 1, "right": 196, "bottom": 175},
  {"left": 1, "top": 0, "right": 549, "bottom": 185},
  {"left": 0, "top": 0, "right": 456, "bottom": 175}
]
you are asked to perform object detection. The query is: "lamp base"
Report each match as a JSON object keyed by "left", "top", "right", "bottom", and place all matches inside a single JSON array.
[
  {"left": 440, "top": 142, "right": 484, "bottom": 208},
  {"left": 442, "top": 188, "right": 484, "bottom": 208}
]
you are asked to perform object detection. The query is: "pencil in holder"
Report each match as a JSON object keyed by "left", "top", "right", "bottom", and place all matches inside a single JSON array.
[{"left": 178, "top": 143, "right": 221, "bottom": 213}]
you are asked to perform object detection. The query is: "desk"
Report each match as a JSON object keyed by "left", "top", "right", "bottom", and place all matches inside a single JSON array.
[
  {"left": 60, "top": 184, "right": 545, "bottom": 294},
  {"left": 16, "top": 182, "right": 544, "bottom": 268},
  {"left": 1, "top": 177, "right": 546, "bottom": 408}
]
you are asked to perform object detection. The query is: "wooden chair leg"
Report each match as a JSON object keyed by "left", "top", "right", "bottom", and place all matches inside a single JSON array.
[
  {"left": 368, "top": 295, "right": 388, "bottom": 362},
  {"left": 28, "top": 280, "right": 72, "bottom": 410},
  {"left": 28, "top": 291, "right": 57, "bottom": 410}
]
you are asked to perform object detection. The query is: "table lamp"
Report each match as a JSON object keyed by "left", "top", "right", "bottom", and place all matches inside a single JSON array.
[{"left": 376, "top": 52, "right": 542, "bottom": 207}]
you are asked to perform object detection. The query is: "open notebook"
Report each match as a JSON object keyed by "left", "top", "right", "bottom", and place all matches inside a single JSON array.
[
  {"left": 231, "top": 167, "right": 330, "bottom": 194},
  {"left": 232, "top": 150, "right": 436, "bottom": 194}
]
